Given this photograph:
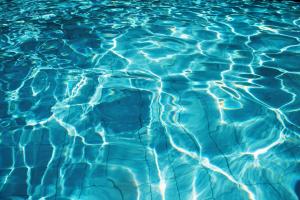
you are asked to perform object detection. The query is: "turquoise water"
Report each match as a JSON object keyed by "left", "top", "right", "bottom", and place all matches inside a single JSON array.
[{"left": 1, "top": 0, "right": 300, "bottom": 199}]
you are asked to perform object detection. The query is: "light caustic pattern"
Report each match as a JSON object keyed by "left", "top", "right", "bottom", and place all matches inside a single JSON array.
[{"left": 0, "top": 0, "right": 300, "bottom": 199}]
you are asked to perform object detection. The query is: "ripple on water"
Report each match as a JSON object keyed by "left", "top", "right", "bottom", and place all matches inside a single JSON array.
[
  {"left": 91, "top": 88, "right": 151, "bottom": 133},
  {"left": 249, "top": 33, "right": 299, "bottom": 53},
  {"left": 0, "top": 0, "right": 300, "bottom": 200}
]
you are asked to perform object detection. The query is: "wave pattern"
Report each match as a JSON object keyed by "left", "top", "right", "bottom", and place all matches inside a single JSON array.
[{"left": 0, "top": 0, "right": 300, "bottom": 199}]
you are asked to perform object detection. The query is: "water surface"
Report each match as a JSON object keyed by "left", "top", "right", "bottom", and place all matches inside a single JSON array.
[{"left": 0, "top": 0, "right": 300, "bottom": 199}]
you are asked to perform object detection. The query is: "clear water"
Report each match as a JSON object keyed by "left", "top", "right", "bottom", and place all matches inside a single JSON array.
[{"left": 0, "top": 0, "right": 300, "bottom": 199}]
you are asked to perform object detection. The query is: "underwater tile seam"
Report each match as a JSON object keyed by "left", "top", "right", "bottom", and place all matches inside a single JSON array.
[{"left": 0, "top": 0, "right": 300, "bottom": 199}]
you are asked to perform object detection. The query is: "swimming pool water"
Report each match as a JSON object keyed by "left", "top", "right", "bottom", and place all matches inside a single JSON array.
[{"left": 0, "top": 0, "right": 300, "bottom": 199}]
